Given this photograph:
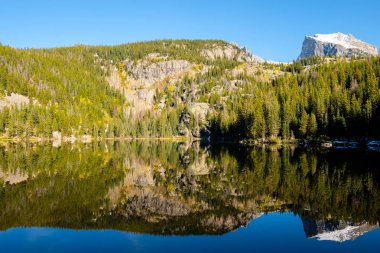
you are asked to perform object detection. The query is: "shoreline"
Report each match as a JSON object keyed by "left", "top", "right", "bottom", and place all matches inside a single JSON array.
[
  {"left": 0, "top": 136, "right": 379, "bottom": 150},
  {"left": 0, "top": 136, "right": 198, "bottom": 144}
]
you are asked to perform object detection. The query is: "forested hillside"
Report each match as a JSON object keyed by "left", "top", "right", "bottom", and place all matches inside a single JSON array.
[
  {"left": 0, "top": 40, "right": 379, "bottom": 141},
  {"left": 211, "top": 57, "right": 380, "bottom": 140},
  {"left": 0, "top": 44, "right": 125, "bottom": 138}
]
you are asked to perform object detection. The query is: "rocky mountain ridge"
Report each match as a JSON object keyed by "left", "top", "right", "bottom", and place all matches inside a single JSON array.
[{"left": 299, "top": 32, "right": 378, "bottom": 59}]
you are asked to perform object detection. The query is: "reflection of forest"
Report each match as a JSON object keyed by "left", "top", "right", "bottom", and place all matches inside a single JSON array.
[{"left": 0, "top": 141, "right": 379, "bottom": 236}]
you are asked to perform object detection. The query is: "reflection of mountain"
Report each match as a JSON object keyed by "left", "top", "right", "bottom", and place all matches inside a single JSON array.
[
  {"left": 301, "top": 216, "right": 379, "bottom": 242},
  {"left": 95, "top": 208, "right": 261, "bottom": 235},
  {"left": 0, "top": 142, "right": 380, "bottom": 237}
]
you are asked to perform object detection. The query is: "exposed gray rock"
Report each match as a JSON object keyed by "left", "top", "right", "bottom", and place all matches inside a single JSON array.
[
  {"left": 126, "top": 59, "right": 191, "bottom": 87},
  {"left": 188, "top": 102, "right": 210, "bottom": 124},
  {"left": 136, "top": 89, "right": 155, "bottom": 106},
  {"left": 179, "top": 110, "right": 191, "bottom": 127},
  {"left": 0, "top": 93, "right": 30, "bottom": 110},
  {"left": 52, "top": 131, "right": 62, "bottom": 147},
  {"left": 201, "top": 44, "right": 263, "bottom": 63},
  {"left": 178, "top": 110, "right": 191, "bottom": 136},
  {"left": 299, "top": 33, "right": 378, "bottom": 59}
]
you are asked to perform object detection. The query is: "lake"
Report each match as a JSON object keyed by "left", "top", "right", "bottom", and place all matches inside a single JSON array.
[{"left": 0, "top": 141, "right": 379, "bottom": 252}]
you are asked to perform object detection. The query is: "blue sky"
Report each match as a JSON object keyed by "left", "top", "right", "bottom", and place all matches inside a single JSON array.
[{"left": 0, "top": 0, "right": 379, "bottom": 62}]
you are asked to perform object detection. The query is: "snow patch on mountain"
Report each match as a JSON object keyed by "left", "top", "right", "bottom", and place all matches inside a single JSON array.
[
  {"left": 313, "top": 33, "right": 359, "bottom": 49},
  {"left": 299, "top": 32, "right": 378, "bottom": 59}
]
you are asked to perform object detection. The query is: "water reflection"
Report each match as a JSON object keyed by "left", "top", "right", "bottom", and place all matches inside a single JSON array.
[{"left": 0, "top": 141, "right": 379, "bottom": 241}]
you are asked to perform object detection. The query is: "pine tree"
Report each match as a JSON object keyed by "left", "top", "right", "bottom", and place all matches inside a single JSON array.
[
  {"left": 307, "top": 113, "right": 318, "bottom": 136},
  {"left": 299, "top": 110, "right": 309, "bottom": 137}
]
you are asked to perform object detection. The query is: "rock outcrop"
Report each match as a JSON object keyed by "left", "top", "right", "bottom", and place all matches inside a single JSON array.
[
  {"left": 106, "top": 54, "right": 197, "bottom": 115},
  {"left": 299, "top": 33, "right": 378, "bottom": 59},
  {"left": 201, "top": 44, "right": 263, "bottom": 63},
  {"left": 125, "top": 58, "right": 192, "bottom": 88},
  {"left": 0, "top": 93, "right": 30, "bottom": 110}
]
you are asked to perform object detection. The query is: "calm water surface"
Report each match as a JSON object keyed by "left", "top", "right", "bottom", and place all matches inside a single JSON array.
[{"left": 0, "top": 142, "right": 379, "bottom": 252}]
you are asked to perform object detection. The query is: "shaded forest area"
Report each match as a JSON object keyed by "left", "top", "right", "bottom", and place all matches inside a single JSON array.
[{"left": 210, "top": 57, "right": 380, "bottom": 140}]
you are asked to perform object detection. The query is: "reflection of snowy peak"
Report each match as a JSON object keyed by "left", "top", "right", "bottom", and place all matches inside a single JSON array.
[
  {"left": 299, "top": 32, "right": 378, "bottom": 59},
  {"left": 301, "top": 216, "right": 379, "bottom": 242},
  {"left": 311, "top": 225, "right": 373, "bottom": 242}
]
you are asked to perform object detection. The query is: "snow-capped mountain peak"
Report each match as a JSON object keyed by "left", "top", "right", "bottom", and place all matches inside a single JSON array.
[
  {"left": 299, "top": 32, "right": 378, "bottom": 59},
  {"left": 313, "top": 33, "right": 357, "bottom": 49}
]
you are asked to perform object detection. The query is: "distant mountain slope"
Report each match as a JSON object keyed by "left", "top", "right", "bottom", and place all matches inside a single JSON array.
[{"left": 299, "top": 33, "right": 378, "bottom": 59}]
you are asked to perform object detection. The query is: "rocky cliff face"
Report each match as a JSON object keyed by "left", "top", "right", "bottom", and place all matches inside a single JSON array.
[
  {"left": 125, "top": 57, "right": 192, "bottom": 88},
  {"left": 102, "top": 42, "right": 268, "bottom": 137},
  {"left": 299, "top": 33, "right": 378, "bottom": 59}
]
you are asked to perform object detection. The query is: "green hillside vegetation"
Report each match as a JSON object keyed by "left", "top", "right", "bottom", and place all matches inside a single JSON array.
[
  {"left": 93, "top": 39, "right": 237, "bottom": 64},
  {"left": 0, "top": 40, "right": 239, "bottom": 139},
  {"left": 0, "top": 44, "right": 126, "bottom": 138},
  {"left": 0, "top": 40, "right": 379, "bottom": 141},
  {"left": 210, "top": 57, "right": 380, "bottom": 140}
]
